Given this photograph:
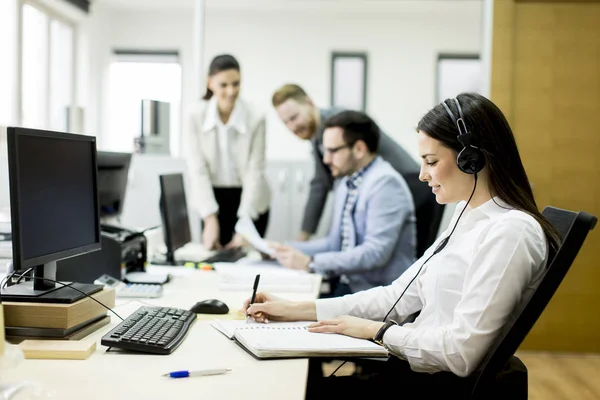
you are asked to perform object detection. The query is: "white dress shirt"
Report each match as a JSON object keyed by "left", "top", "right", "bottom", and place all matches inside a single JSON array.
[
  {"left": 315, "top": 197, "right": 548, "bottom": 377},
  {"left": 204, "top": 98, "right": 242, "bottom": 187},
  {"left": 183, "top": 97, "right": 271, "bottom": 219}
]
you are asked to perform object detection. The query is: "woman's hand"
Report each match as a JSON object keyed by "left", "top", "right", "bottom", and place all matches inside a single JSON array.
[
  {"left": 308, "top": 316, "right": 384, "bottom": 340},
  {"left": 243, "top": 292, "right": 316, "bottom": 323},
  {"left": 202, "top": 214, "right": 221, "bottom": 250},
  {"left": 243, "top": 292, "right": 289, "bottom": 323},
  {"left": 224, "top": 233, "right": 247, "bottom": 249}
]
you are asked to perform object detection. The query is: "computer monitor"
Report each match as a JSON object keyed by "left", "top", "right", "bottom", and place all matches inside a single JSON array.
[
  {"left": 97, "top": 151, "right": 132, "bottom": 219},
  {"left": 0, "top": 127, "right": 103, "bottom": 303},
  {"left": 158, "top": 173, "right": 191, "bottom": 265}
]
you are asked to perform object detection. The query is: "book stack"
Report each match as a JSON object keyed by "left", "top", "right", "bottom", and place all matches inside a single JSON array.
[{"left": 2, "top": 288, "right": 115, "bottom": 342}]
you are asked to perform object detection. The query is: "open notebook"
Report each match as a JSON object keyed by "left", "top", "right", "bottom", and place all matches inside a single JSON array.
[{"left": 211, "top": 320, "right": 389, "bottom": 359}]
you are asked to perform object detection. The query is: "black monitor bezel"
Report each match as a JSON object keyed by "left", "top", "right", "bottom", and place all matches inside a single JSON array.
[
  {"left": 97, "top": 150, "right": 132, "bottom": 218},
  {"left": 159, "top": 173, "right": 191, "bottom": 261},
  {"left": 7, "top": 127, "right": 102, "bottom": 269}
]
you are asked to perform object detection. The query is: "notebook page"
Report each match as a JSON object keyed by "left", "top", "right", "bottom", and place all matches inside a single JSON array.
[{"left": 210, "top": 320, "right": 309, "bottom": 339}]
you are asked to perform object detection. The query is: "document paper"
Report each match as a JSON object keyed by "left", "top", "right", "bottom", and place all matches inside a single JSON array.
[{"left": 235, "top": 216, "right": 275, "bottom": 256}]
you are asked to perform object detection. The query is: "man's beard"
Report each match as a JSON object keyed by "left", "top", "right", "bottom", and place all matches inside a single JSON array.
[
  {"left": 307, "top": 113, "right": 318, "bottom": 138},
  {"left": 333, "top": 155, "right": 359, "bottom": 178}
]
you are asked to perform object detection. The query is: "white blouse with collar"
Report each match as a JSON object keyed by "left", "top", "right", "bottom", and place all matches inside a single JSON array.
[
  {"left": 315, "top": 197, "right": 548, "bottom": 377},
  {"left": 183, "top": 97, "right": 271, "bottom": 219}
]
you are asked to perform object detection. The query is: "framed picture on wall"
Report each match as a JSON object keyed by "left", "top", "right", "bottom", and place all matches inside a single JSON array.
[
  {"left": 436, "top": 53, "right": 481, "bottom": 103},
  {"left": 331, "top": 52, "right": 368, "bottom": 111}
]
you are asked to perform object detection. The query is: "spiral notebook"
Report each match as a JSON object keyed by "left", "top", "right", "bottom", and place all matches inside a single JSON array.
[{"left": 211, "top": 320, "right": 389, "bottom": 359}]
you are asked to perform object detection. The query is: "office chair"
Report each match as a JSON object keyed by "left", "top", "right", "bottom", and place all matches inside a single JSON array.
[
  {"left": 403, "top": 171, "right": 446, "bottom": 258},
  {"left": 467, "top": 206, "right": 597, "bottom": 399},
  {"left": 348, "top": 206, "right": 596, "bottom": 399}
]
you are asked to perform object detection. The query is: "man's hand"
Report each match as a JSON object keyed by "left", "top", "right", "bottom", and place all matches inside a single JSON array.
[
  {"left": 296, "top": 231, "right": 311, "bottom": 241},
  {"left": 274, "top": 245, "right": 311, "bottom": 271},
  {"left": 308, "top": 316, "right": 385, "bottom": 340}
]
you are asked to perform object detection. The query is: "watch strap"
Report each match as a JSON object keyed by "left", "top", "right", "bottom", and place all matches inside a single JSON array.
[{"left": 374, "top": 319, "right": 398, "bottom": 345}]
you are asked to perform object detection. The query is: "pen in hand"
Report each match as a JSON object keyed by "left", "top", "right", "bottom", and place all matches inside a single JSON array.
[
  {"left": 162, "top": 368, "right": 232, "bottom": 378},
  {"left": 246, "top": 274, "right": 261, "bottom": 321}
]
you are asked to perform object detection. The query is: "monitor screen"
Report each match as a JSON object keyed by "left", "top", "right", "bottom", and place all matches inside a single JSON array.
[
  {"left": 97, "top": 151, "right": 132, "bottom": 218},
  {"left": 9, "top": 127, "right": 100, "bottom": 266},
  {"left": 159, "top": 173, "right": 191, "bottom": 262}
]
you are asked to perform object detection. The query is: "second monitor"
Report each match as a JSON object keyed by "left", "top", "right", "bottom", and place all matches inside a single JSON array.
[
  {"left": 97, "top": 151, "right": 132, "bottom": 221},
  {"left": 159, "top": 173, "right": 192, "bottom": 265},
  {"left": 158, "top": 173, "right": 247, "bottom": 265}
]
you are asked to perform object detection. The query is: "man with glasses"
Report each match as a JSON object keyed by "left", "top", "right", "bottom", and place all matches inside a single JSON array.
[
  {"left": 272, "top": 84, "right": 419, "bottom": 242},
  {"left": 272, "top": 110, "right": 416, "bottom": 296}
]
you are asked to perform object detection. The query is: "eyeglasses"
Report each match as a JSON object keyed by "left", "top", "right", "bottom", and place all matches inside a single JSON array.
[{"left": 320, "top": 144, "right": 351, "bottom": 156}]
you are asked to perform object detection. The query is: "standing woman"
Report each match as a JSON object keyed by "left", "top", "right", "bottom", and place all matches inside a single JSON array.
[{"left": 183, "top": 54, "right": 270, "bottom": 250}]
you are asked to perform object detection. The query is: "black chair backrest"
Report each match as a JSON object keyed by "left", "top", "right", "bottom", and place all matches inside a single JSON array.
[
  {"left": 471, "top": 206, "right": 597, "bottom": 396},
  {"left": 403, "top": 171, "right": 446, "bottom": 258}
]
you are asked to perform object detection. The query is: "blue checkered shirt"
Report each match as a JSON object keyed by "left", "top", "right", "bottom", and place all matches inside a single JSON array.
[{"left": 340, "top": 159, "right": 376, "bottom": 252}]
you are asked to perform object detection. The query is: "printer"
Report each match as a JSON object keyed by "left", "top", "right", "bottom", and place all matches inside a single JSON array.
[{"left": 57, "top": 224, "right": 147, "bottom": 283}]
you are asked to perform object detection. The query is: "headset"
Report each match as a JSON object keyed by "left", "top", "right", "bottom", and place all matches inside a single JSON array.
[{"left": 441, "top": 97, "right": 486, "bottom": 175}]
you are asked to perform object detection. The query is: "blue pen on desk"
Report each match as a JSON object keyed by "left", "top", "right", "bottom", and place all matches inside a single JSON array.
[
  {"left": 162, "top": 368, "right": 232, "bottom": 378},
  {"left": 246, "top": 274, "right": 261, "bottom": 321}
]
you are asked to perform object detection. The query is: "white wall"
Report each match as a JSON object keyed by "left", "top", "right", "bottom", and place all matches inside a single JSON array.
[{"left": 89, "top": 1, "right": 482, "bottom": 161}]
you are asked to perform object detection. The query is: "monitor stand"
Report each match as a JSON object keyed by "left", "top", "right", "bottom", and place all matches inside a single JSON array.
[{"left": 0, "top": 262, "right": 103, "bottom": 304}]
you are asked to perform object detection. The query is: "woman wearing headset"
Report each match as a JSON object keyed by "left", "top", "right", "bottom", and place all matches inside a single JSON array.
[
  {"left": 183, "top": 54, "right": 270, "bottom": 250},
  {"left": 243, "top": 93, "right": 561, "bottom": 397}
]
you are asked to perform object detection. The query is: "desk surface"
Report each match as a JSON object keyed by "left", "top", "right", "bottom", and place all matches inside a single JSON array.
[{"left": 2, "top": 265, "right": 322, "bottom": 400}]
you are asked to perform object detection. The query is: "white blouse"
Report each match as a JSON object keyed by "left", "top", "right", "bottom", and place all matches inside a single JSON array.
[
  {"left": 183, "top": 97, "right": 271, "bottom": 219},
  {"left": 202, "top": 97, "right": 242, "bottom": 187},
  {"left": 315, "top": 197, "right": 548, "bottom": 377}
]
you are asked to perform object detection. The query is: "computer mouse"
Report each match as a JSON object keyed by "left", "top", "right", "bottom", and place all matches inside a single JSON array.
[{"left": 190, "top": 299, "right": 230, "bottom": 315}]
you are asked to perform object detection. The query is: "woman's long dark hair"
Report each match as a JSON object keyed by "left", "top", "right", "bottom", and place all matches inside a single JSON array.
[
  {"left": 417, "top": 92, "right": 561, "bottom": 251},
  {"left": 202, "top": 54, "right": 240, "bottom": 100}
]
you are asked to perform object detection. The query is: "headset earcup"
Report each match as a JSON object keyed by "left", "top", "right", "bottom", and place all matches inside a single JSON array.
[{"left": 457, "top": 146, "right": 485, "bottom": 174}]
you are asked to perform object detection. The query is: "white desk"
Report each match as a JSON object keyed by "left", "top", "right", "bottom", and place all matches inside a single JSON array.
[{"left": 2, "top": 265, "right": 322, "bottom": 400}]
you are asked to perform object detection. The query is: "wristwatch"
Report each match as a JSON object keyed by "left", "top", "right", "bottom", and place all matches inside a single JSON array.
[
  {"left": 373, "top": 320, "right": 398, "bottom": 346},
  {"left": 307, "top": 257, "right": 317, "bottom": 273}
]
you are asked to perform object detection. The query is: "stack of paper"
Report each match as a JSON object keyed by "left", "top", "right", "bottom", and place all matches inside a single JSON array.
[{"left": 214, "top": 262, "right": 314, "bottom": 293}]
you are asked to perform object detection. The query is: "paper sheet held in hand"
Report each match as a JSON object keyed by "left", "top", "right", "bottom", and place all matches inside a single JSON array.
[{"left": 235, "top": 217, "right": 275, "bottom": 256}]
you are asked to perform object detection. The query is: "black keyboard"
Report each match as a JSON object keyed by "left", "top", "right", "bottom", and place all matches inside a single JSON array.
[
  {"left": 101, "top": 306, "right": 196, "bottom": 355},
  {"left": 201, "top": 247, "right": 247, "bottom": 263}
]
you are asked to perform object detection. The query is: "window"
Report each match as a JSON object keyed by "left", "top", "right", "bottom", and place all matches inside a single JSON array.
[
  {"left": 0, "top": 0, "right": 17, "bottom": 126},
  {"left": 20, "top": 1, "right": 76, "bottom": 131},
  {"left": 107, "top": 51, "right": 182, "bottom": 155},
  {"left": 436, "top": 54, "right": 482, "bottom": 103},
  {"left": 49, "top": 19, "right": 74, "bottom": 131},
  {"left": 331, "top": 52, "right": 368, "bottom": 112},
  {"left": 21, "top": 3, "right": 49, "bottom": 129}
]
